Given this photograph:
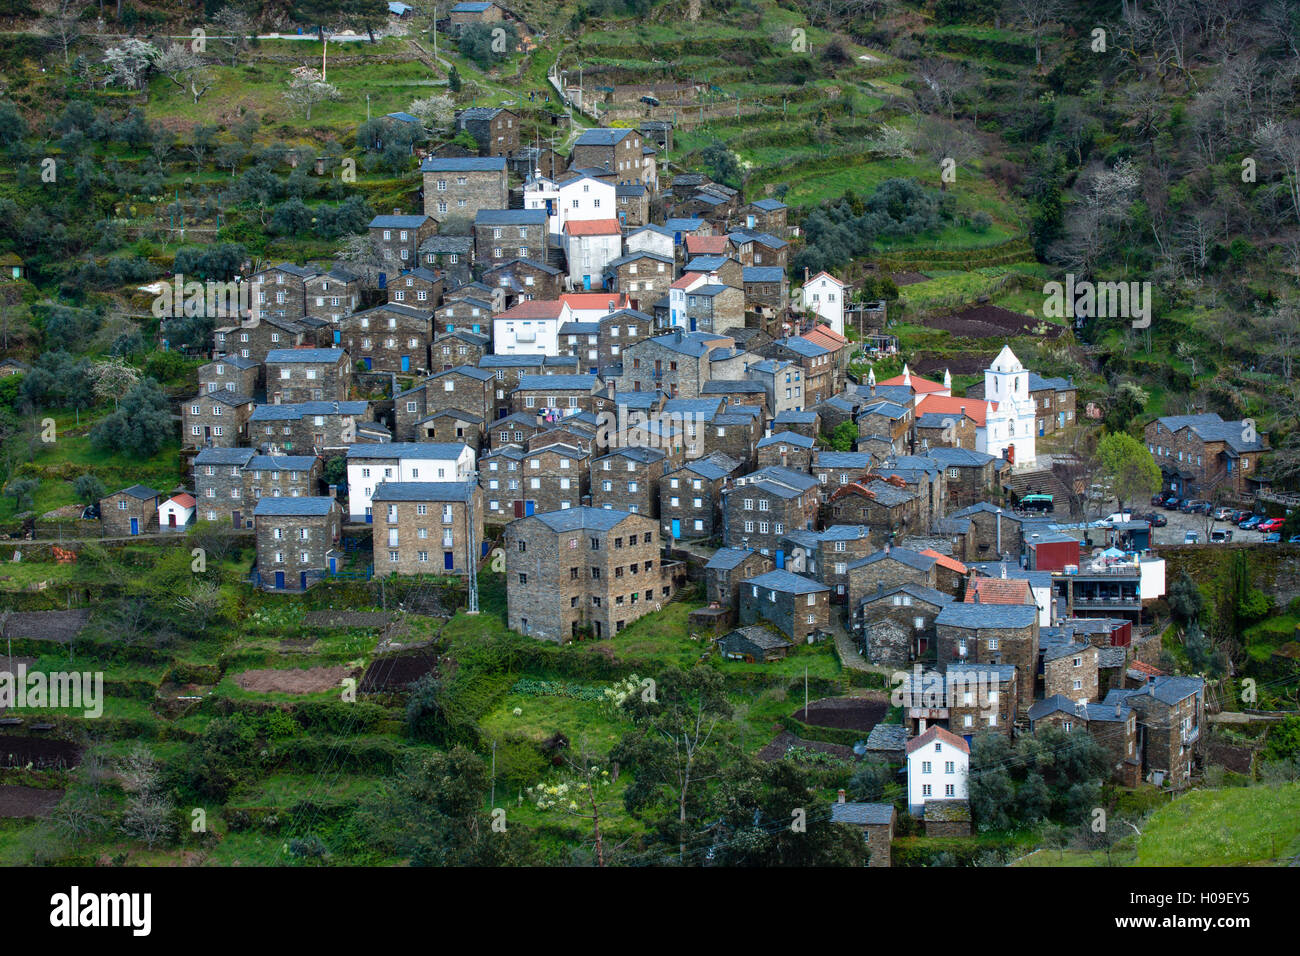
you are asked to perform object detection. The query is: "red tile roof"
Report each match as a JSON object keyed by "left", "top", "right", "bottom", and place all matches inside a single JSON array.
[
  {"left": 963, "top": 577, "right": 1032, "bottom": 605},
  {"left": 563, "top": 218, "right": 622, "bottom": 236},
  {"left": 560, "top": 293, "right": 628, "bottom": 311},
  {"left": 915, "top": 394, "right": 990, "bottom": 428},
  {"left": 168, "top": 493, "right": 196, "bottom": 508},
  {"left": 685, "top": 235, "right": 728, "bottom": 254},
  {"left": 906, "top": 725, "right": 970, "bottom": 755},
  {"left": 670, "top": 272, "right": 704, "bottom": 291},
  {"left": 500, "top": 299, "right": 567, "bottom": 319},
  {"left": 920, "top": 549, "right": 966, "bottom": 574},
  {"left": 880, "top": 373, "right": 946, "bottom": 394}
]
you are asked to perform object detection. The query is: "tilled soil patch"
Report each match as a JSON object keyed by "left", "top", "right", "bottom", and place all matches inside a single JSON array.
[
  {"left": 793, "top": 696, "right": 887, "bottom": 732},
  {"left": 0, "top": 784, "right": 63, "bottom": 818},
  {"left": 0, "top": 735, "right": 83, "bottom": 769},
  {"left": 234, "top": 665, "right": 358, "bottom": 694}
]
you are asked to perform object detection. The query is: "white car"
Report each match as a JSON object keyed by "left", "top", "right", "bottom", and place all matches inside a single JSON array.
[{"left": 1104, "top": 512, "right": 1133, "bottom": 524}]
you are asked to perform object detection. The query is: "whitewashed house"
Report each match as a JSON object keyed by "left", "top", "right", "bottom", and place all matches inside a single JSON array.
[
  {"left": 159, "top": 493, "right": 196, "bottom": 532},
  {"left": 800, "top": 271, "right": 846, "bottom": 336},
  {"left": 492, "top": 299, "right": 571, "bottom": 356},
  {"left": 525, "top": 172, "right": 616, "bottom": 240},
  {"left": 563, "top": 219, "right": 623, "bottom": 291},
  {"left": 905, "top": 726, "right": 969, "bottom": 816},
  {"left": 345, "top": 442, "right": 474, "bottom": 521}
]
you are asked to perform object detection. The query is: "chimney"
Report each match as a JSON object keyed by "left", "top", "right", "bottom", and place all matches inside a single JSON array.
[
  {"left": 974, "top": 586, "right": 981, "bottom": 603},
  {"left": 877, "top": 581, "right": 884, "bottom": 599},
  {"left": 837, "top": 789, "right": 846, "bottom": 804},
  {"left": 393, "top": 208, "right": 401, "bottom": 215},
  {"left": 1001, "top": 562, "right": 1007, "bottom": 579},
  {"left": 1115, "top": 701, "right": 1122, "bottom": 718}
]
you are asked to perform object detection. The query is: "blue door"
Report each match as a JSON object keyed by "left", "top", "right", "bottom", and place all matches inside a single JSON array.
[
  {"left": 300, "top": 571, "right": 308, "bottom": 590},
  {"left": 472, "top": 324, "right": 481, "bottom": 334},
  {"left": 274, "top": 571, "right": 285, "bottom": 589},
  {"left": 328, "top": 555, "right": 337, "bottom": 574},
  {"left": 775, "top": 549, "right": 785, "bottom": 569},
  {"left": 401, "top": 355, "right": 410, "bottom": 372},
  {"left": 333, "top": 330, "right": 341, "bottom": 345},
  {"left": 378, "top": 273, "right": 387, "bottom": 290},
  {"left": 444, "top": 551, "right": 454, "bottom": 570},
  {"left": 963, "top": 735, "right": 973, "bottom": 747},
  {"left": 689, "top": 317, "right": 697, "bottom": 331},
  {"left": 363, "top": 357, "right": 372, "bottom": 370},
  {"left": 582, "top": 275, "right": 591, "bottom": 291},
  {"left": 671, "top": 519, "right": 681, "bottom": 538},
  {"left": 524, "top": 500, "right": 535, "bottom": 516},
  {"left": 129, "top": 517, "right": 139, "bottom": 535}
]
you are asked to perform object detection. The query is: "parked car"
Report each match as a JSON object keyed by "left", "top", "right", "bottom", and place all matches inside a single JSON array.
[
  {"left": 1212, "top": 507, "right": 1235, "bottom": 521},
  {"left": 1184, "top": 531, "right": 1200, "bottom": 544},
  {"left": 1140, "top": 511, "right": 1168, "bottom": 527},
  {"left": 1181, "top": 499, "right": 1209, "bottom": 514},
  {"left": 1264, "top": 532, "right": 1282, "bottom": 543},
  {"left": 1164, "top": 497, "right": 1183, "bottom": 510},
  {"left": 1232, "top": 510, "right": 1253, "bottom": 523},
  {"left": 1239, "top": 515, "right": 1263, "bottom": 530},
  {"left": 1151, "top": 494, "right": 1168, "bottom": 506},
  {"left": 1288, "top": 534, "right": 1300, "bottom": 544},
  {"left": 1258, "top": 518, "right": 1285, "bottom": 533},
  {"left": 1103, "top": 511, "right": 1133, "bottom": 524},
  {"left": 1210, "top": 529, "right": 1232, "bottom": 543}
]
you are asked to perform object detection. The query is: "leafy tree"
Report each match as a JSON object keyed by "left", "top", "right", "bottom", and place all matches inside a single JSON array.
[
  {"left": 184, "top": 717, "right": 258, "bottom": 801},
  {"left": 967, "top": 732, "right": 1014, "bottom": 831},
  {"left": 90, "top": 378, "right": 173, "bottom": 458},
  {"left": 1016, "top": 771, "right": 1051, "bottom": 824},
  {"left": 73, "top": 474, "right": 106, "bottom": 505},
  {"left": 352, "top": 746, "right": 536, "bottom": 865},
  {"left": 459, "top": 22, "right": 517, "bottom": 68},
  {"left": 3, "top": 477, "right": 38, "bottom": 512},
  {"left": 847, "top": 759, "right": 897, "bottom": 802},
  {"left": 448, "top": 64, "right": 462, "bottom": 93},
  {"left": 282, "top": 67, "right": 341, "bottom": 121},
  {"left": 611, "top": 665, "right": 733, "bottom": 860},
  {"left": 827, "top": 421, "right": 857, "bottom": 452},
  {"left": 1263, "top": 716, "right": 1300, "bottom": 762},
  {"left": 1168, "top": 571, "right": 1204, "bottom": 625},
  {"left": 700, "top": 142, "right": 742, "bottom": 189},
  {"left": 1096, "top": 431, "right": 1160, "bottom": 515},
  {"left": 103, "top": 39, "right": 159, "bottom": 90}
]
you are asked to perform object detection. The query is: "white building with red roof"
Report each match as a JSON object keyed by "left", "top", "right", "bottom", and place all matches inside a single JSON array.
[
  {"left": 562, "top": 218, "right": 623, "bottom": 291},
  {"left": 799, "top": 271, "right": 847, "bottom": 335},
  {"left": 905, "top": 725, "right": 970, "bottom": 815},
  {"left": 159, "top": 493, "right": 196, "bottom": 531}
]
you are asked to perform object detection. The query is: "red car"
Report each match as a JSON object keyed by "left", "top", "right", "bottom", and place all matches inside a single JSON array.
[{"left": 1257, "top": 518, "right": 1285, "bottom": 533}]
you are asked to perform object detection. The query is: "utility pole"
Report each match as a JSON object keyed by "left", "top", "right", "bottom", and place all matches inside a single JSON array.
[
  {"left": 322, "top": 33, "right": 328, "bottom": 82},
  {"left": 804, "top": 665, "right": 808, "bottom": 722},
  {"left": 466, "top": 471, "right": 479, "bottom": 615}
]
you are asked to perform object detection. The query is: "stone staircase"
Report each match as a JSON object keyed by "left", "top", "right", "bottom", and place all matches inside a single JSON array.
[{"left": 1002, "top": 467, "right": 1073, "bottom": 510}]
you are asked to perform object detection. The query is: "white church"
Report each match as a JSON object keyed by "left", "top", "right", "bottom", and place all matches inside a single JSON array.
[{"left": 979, "top": 345, "right": 1037, "bottom": 469}]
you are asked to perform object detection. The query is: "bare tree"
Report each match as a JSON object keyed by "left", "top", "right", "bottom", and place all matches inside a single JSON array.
[
  {"left": 1254, "top": 120, "right": 1300, "bottom": 229},
  {"left": 282, "top": 67, "right": 341, "bottom": 121},
  {"left": 43, "top": 0, "right": 84, "bottom": 64},
  {"left": 1012, "top": 0, "right": 1063, "bottom": 68},
  {"left": 212, "top": 5, "right": 256, "bottom": 67}
]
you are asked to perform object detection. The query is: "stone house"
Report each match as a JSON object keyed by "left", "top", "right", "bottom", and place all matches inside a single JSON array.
[
  {"left": 193, "top": 448, "right": 256, "bottom": 525},
  {"left": 418, "top": 234, "right": 474, "bottom": 282},
  {"left": 827, "top": 478, "right": 920, "bottom": 540},
  {"left": 723, "top": 465, "right": 820, "bottom": 557},
  {"left": 183, "top": 391, "right": 254, "bottom": 449},
  {"left": 432, "top": 329, "right": 491, "bottom": 371},
  {"left": 782, "top": 524, "right": 874, "bottom": 603},
  {"left": 742, "top": 266, "right": 789, "bottom": 315},
  {"left": 863, "top": 618, "right": 912, "bottom": 670},
  {"left": 590, "top": 446, "right": 668, "bottom": 516},
  {"left": 659, "top": 452, "right": 742, "bottom": 541},
  {"left": 739, "top": 569, "right": 831, "bottom": 643},
  {"left": 809, "top": 451, "right": 873, "bottom": 501},
  {"left": 1105, "top": 675, "right": 1204, "bottom": 788},
  {"left": 253, "top": 497, "right": 343, "bottom": 591},
  {"left": 741, "top": 199, "right": 789, "bottom": 237},
  {"left": 435, "top": 295, "right": 496, "bottom": 337},
  {"left": 755, "top": 431, "right": 815, "bottom": 471},
  {"left": 845, "top": 547, "right": 939, "bottom": 610},
  {"left": 927, "top": 447, "right": 999, "bottom": 509},
  {"left": 386, "top": 268, "right": 443, "bottom": 310},
  {"left": 615, "top": 182, "right": 649, "bottom": 228},
  {"left": 570, "top": 128, "right": 647, "bottom": 183},
  {"left": 483, "top": 258, "right": 565, "bottom": 306},
  {"left": 479, "top": 445, "right": 526, "bottom": 520},
  {"left": 1144, "top": 413, "right": 1268, "bottom": 499},
  {"left": 449, "top": 0, "right": 503, "bottom": 31},
  {"left": 726, "top": 229, "right": 788, "bottom": 268},
  {"left": 338, "top": 304, "right": 432, "bottom": 375},
  {"left": 198, "top": 356, "right": 258, "bottom": 397},
  {"left": 249, "top": 400, "right": 370, "bottom": 454},
  {"left": 505, "top": 507, "right": 674, "bottom": 642},
  {"left": 745, "top": 359, "right": 804, "bottom": 416},
  {"left": 704, "top": 405, "right": 764, "bottom": 467},
  {"left": 511, "top": 373, "right": 606, "bottom": 419},
  {"left": 421, "top": 156, "right": 508, "bottom": 225},
  {"left": 604, "top": 252, "right": 675, "bottom": 315},
  {"left": 213, "top": 315, "right": 323, "bottom": 371},
  {"left": 1042, "top": 639, "right": 1100, "bottom": 703},
  {"left": 761, "top": 337, "right": 834, "bottom": 407},
  {"left": 855, "top": 581, "right": 954, "bottom": 661},
  {"left": 830, "top": 797, "right": 895, "bottom": 867},
  {"left": 247, "top": 263, "right": 317, "bottom": 320},
  {"left": 370, "top": 480, "right": 483, "bottom": 576},
  {"left": 619, "top": 329, "right": 727, "bottom": 399},
  {"left": 855, "top": 399, "right": 912, "bottom": 455},
  {"left": 369, "top": 214, "right": 438, "bottom": 273},
  {"left": 946, "top": 663, "right": 1018, "bottom": 740},
  {"left": 716, "top": 624, "right": 793, "bottom": 662},
  {"left": 455, "top": 106, "right": 519, "bottom": 157},
  {"left": 265, "top": 347, "right": 350, "bottom": 404},
  {"left": 1029, "top": 696, "right": 1141, "bottom": 786},
  {"left": 703, "top": 547, "right": 773, "bottom": 607},
  {"left": 305, "top": 268, "right": 363, "bottom": 325},
  {"left": 100, "top": 484, "right": 160, "bottom": 536},
  {"left": 935, "top": 602, "right": 1040, "bottom": 720},
  {"left": 515, "top": 442, "right": 591, "bottom": 513},
  {"left": 475, "top": 209, "right": 549, "bottom": 269},
  {"left": 396, "top": 365, "right": 494, "bottom": 442}
]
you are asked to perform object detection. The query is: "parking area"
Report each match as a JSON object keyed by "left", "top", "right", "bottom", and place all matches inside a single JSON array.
[{"left": 1148, "top": 508, "right": 1267, "bottom": 547}]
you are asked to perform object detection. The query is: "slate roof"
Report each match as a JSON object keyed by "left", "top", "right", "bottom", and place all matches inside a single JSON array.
[
  {"left": 248, "top": 455, "right": 318, "bottom": 471},
  {"left": 756, "top": 431, "right": 815, "bottom": 450},
  {"left": 195, "top": 448, "right": 256, "bottom": 466},
  {"left": 705, "top": 547, "right": 759, "bottom": 571},
  {"left": 265, "top": 348, "right": 345, "bottom": 364},
  {"left": 1154, "top": 412, "right": 1266, "bottom": 453},
  {"left": 370, "top": 214, "right": 431, "bottom": 229},
  {"left": 866, "top": 723, "right": 909, "bottom": 753},
  {"left": 117, "top": 484, "right": 159, "bottom": 500},
  {"left": 702, "top": 380, "right": 767, "bottom": 395},
  {"left": 859, "top": 582, "right": 953, "bottom": 608},
  {"left": 1028, "top": 694, "right": 1085, "bottom": 722},
  {"left": 531, "top": 506, "right": 638, "bottom": 532},
  {"left": 927, "top": 446, "right": 997, "bottom": 468},
  {"left": 774, "top": 410, "right": 819, "bottom": 425},
  {"left": 774, "top": 336, "right": 830, "bottom": 358},
  {"left": 743, "top": 569, "right": 831, "bottom": 595},
  {"left": 371, "top": 480, "right": 477, "bottom": 502},
  {"left": 749, "top": 198, "right": 787, "bottom": 212},
  {"left": 721, "top": 624, "right": 793, "bottom": 652},
  {"left": 250, "top": 401, "right": 369, "bottom": 420},
  {"left": 475, "top": 208, "right": 547, "bottom": 226},
  {"left": 513, "top": 373, "right": 598, "bottom": 391},
  {"left": 814, "top": 451, "right": 872, "bottom": 470},
  {"left": 830, "top": 803, "right": 895, "bottom": 826},
  {"left": 345, "top": 442, "right": 469, "bottom": 460},
  {"left": 253, "top": 497, "right": 336, "bottom": 517},
  {"left": 935, "top": 602, "right": 1039, "bottom": 629},
  {"left": 420, "top": 156, "right": 506, "bottom": 172},
  {"left": 420, "top": 235, "right": 474, "bottom": 254},
  {"left": 573, "top": 128, "right": 635, "bottom": 147}
]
